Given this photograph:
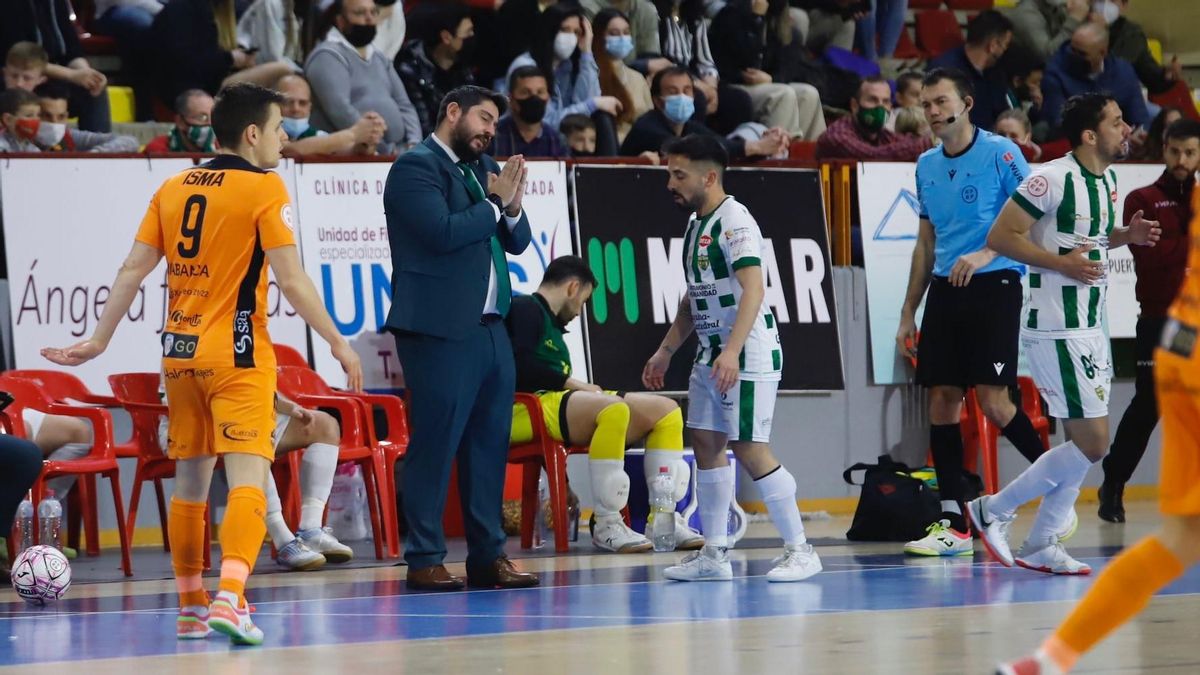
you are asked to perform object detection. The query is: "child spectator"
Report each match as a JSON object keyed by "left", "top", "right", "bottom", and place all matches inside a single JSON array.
[
  {"left": 994, "top": 108, "right": 1042, "bottom": 162},
  {"left": 561, "top": 113, "right": 598, "bottom": 156},
  {"left": 34, "top": 83, "right": 139, "bottom": 152}
]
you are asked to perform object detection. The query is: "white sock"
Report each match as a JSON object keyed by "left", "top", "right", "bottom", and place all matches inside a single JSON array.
[
  {"left": 1024, "top": 466, "right": 1088, "bottom": 551},
  {"left": 754, "top": 466, "right": 806, "bottom": 547},
  {"left": 988, "top": 441, "right": 1091, "bottom": 518},
  {"left": 697, "top": 465, "right": 734, "bottom": 549},
  {"left": 264, "top": 475, "right": 294, "bottom": 549},
  {"left": 299, "top": 443, "right": 339, "bottom": 532},
  {"left": 44, "top": 443, "right": 91, "bottom": 498},
  {"left": 940, "top": 500, "right": 962, "bottom": 515}
]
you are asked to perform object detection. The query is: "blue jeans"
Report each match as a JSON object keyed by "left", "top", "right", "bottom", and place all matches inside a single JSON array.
[
  {"left": 855, "top": 0, "right": 909, "bottom": 60},
  {"left": 93, "top": 4, "right": 157, "bottom": 42}
]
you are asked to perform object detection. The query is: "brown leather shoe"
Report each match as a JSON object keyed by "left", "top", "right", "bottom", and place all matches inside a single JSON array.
[
  {"left": 467, "top": 555, "right": 540, "bottom": 589},
  {"left": 406, "top": 564, "right": 466, "bottom": 591}
]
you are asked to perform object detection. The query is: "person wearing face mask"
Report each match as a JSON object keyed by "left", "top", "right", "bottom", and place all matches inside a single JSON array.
[
  {"left": 397, "top": 3, "right": 479, "bottom": 138},
  {"left": 305, "top": 0, "right": 421, "bottom": 153},
  {"left": 32, "top": 83, "right": 139, "bottom": 153},
  {"left": 0, "top": 88, "right": 44, "bottom": 153},
  {"left": 1042, "top": 22, "right": 1149, "bottom": 136},
  {"left": 275, "top": 73, "right": 387, "bottom": 156},
  {"left": 1006, "top": 0, "right": 1093, "bottom": 61},
  {"left": 928, "top": 10, "right": 1020, "bottom": 133},
  {"left": 815, "top": 76, "right": 930, "bottom": 160},
  {"left": 1102, "top": 0, "right": 1189, "bottom": 100},
  {"left": 579, "top": 0, "right": 670, "bottom": 75},
  {"left": 594, "top": 9, "right": 654, "bottom": 142},
  {"left": 493, "top": 66, "right": 570, "bottom": 158},
  {"left": 145, "top": 89, "right": 220, "bottom": 153}
]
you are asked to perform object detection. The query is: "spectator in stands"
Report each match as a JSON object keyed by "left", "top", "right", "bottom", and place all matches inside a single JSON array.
[
  {"left": 1102, "top": 0, "right": 1186, "bottom": 98},
  {"left": 653, "top": 0, "right": 754, "bottom": 136},
  {"left": 788, "top": 0, "right": 864, "bottom": 55},
  {"left": 507, "top": 5, "right": 623, "bottom": 155},
  {"left": 373, "top": 0, "right": 407, "bottom": 61},
  {"left": 237, "top": 0, "right": 304, "bottom": 69},
  {"left": 93, "top": 0, "right": 163, "bottom": 47},
  {"left": 579, "top": 0, "right": 668, "bottom": 75},
  {"left": 816, "top": 76, "right": 930, "bottom": 160},
  {"left": 0, "top": 88, "right": 42, "bottom": 152},
  {"left": 148, "top": 0, "right": 295, "bottom": 107},
  {"left": 561, "top": 113, "right": 598, "bottom": 156},
  {"left": 34, "top": 83, "right": 139, "bottom": 152},
  {"left": 594, "top": 9, "right": 654, "bottom": 141},
  {"left": 710, "top": 0, "right": 826, "bottom": 141},
  {"left": 892, "top": 105, "right": 929, "bottom": 140},
  {"left": 493, "top": 66, "right": 571, "bottom": 157},
  {"left": 306, "top": 0, "right": 422, "bottom": 153},
  {"left": 3, "top": 43, "right": 47, "bottom": 94},
  {"left": 855, "top": 0, "right": 908, "bottom": 64},
  {"left": 1042, "top": 23, "right": 1149, "bottom": 135},
  {"left": 1006, "top": 0, "right": 1092, "bottom": 61},
  {"left": 490, "top": 0, "right": 559, "bottom": 88},
  {"left": 397, "top": 3, "right": 478, "bottom": 138},
  {"left": 0, "top": 15, "right": 111, "bottom": 133},
  {"left": 994, "top": 108, "right": 1042, "bottom": 162},
  {"left": 619, "top": 65, "right": 788, "bottom": 161},
  {"left": 998, "top": 44, "right": 1045, "bottom": 122},
  {"left": 887, "top": 70, "right": 923, "bottom": 130},
  {"left": 927, "top": 10, "right": 1017, "bottom": 133},
  {"left": 1131, "top": 106, "right": 1182, "bottom": 163},
  {"left": 276, "top": 73, "right": 386, "bottom": 156},
  {"left": 144, "top": 89, "right": 217, "bottom": 153}
]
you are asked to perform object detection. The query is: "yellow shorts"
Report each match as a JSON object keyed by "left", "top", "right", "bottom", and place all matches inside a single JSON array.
[
  {"left": 510, "top": 390, "right": 620, "bottom": 446},
  {"left": 163, "top": 365, "right": 278, "bottom": 461},
  {"left": 1155, "top": 347, "right": 1200, "bottom": 516}
]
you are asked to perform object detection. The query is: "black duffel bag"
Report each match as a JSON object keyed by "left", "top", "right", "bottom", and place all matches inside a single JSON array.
[{"left": 843, "top": 454, "right": 942, "bottom": 542}]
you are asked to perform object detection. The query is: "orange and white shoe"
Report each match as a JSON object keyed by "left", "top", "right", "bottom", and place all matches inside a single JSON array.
[
  {"left": 176, "top": 605, "right": 212, "bottom": 640},
  {"left": 996, "top": 649, "right": 1066, "bottom": 675},
  {"left": 207, "top": 591, "right": 264, "bottom": 646}
]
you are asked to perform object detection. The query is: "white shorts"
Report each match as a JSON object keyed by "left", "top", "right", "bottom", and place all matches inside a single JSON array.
[
  {"left": 22, "top": 409, "right": 46, "bottom": 440},
  {"left": 1022, "top": 332, "right": 1112, "bottom": 420},
  {"left": 157, "top": 412, "right": 291, "bottom": 454},
  {"left": 686, "top": 365, "right": 778, "bottom": 443}
]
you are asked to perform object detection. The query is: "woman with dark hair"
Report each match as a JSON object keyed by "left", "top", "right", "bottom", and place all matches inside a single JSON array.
[
  {"left": 594, "top": 8, "right": 653, "bottom": 141},
  {"left": 0, "top": 435, "right": 44, "bottom": 583},
  {"left": 506, "top": 4, "right": 623, "bottom": 153},
  {"left": 1134, "top": 107, "right": 1184, "bottom": 163}
]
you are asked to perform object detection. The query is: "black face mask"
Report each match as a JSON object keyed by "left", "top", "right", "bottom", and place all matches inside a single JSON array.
[
  {"left": 457, "top": 37, "right": 477, "bottom": 62},
  {"left": 514, "top": 96, "right": 547, "bottom": 124},
  {"left": 1065, "top": 50, "right": 1093, "bottom": 78},
  {"left": 344, "top": 23, "right": 377, "bottom": 48}
]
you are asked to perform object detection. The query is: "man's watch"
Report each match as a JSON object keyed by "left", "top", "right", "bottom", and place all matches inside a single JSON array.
[{"left": 486, "top": 193, "right": 505, "bottom": 212}]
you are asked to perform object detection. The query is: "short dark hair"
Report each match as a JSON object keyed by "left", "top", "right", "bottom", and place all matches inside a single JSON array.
[
  {"left": 508, "top": 65, "right": 548, "bottom": 96},
  {"left": 212, "top": 82, "right": 285, "bottom": 150},
  {"left": 895, "top": 71, "right": 924, "bottom": 93},
  {"left": 922, "top": 67, "right": 974, "bottom": 102},
  {"left": 559, "top": 113, "right": 595, "bottom": 136},
  {"left": 662, "top": 134, "right": 729, "bottom": 172},
  {"left": 436, "top": 85, "right": 507, "bottom": 128},
  {"left": 33, "top": 81, "right": 72, "bottom": 102},
  {"left": 415, "top": 1, "right": 471, "bottom": 50},
  {"left": 174, "top": 88, "right": 211, "bottom": 117},
  {"left": 965, "top": 10, "right": 1013, "bottom": 46},
  {"left": 1165, "top": 118, "right": 1200, "bottom": 144},
  {"left": 1060, "top": 92, "right": 1118, "bottom": 148},
  {"left": 0, "top": 87, "right": 39, "bottom": 116},
  {"left": 651, "top": 66, "right": 692, "bottom": 98},
  {"left": 542, "top": 255, "right": 598, "bottom": 288},
  {"left": 858, "top": 75, "right": 890, "bottom": 98}
]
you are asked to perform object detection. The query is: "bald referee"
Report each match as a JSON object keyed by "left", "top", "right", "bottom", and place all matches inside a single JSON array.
[{"left": 896, "top": 69, "right": 1050, "bottom": 556}]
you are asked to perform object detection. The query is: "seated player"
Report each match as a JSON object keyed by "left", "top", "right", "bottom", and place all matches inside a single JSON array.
[
  {"left": 5, "top": 410, "right": 93, "bottom": 504},
  {"left": 507, "top": 255, "right": 705, "bottom": 553}
]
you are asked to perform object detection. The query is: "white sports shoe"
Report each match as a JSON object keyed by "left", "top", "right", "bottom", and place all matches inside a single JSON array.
[
  {"left": 766, "top": 544, "right": 822, "bottom": 582},
  {"left": 663, "top": 546, "right": 733, "bottom": 582},
  {"left": 298, "top": 526, "right": 354, "bottom": 564},
  {"left": 207, "top": 591, "right": 264, "bottom": 646},
  {"left": 673, "top": 513, "right": 705, "bottom": 550},
  {"left": 592, "top": 516, "right": 653, "bottom": 553},
  {"left": 1015, "top": 542, "right": 1092, "bottom": 576},
  {"left": 276, "top": 538, "right": 326, "bottom": 571},
  {"left": 903, "top": 519, "right": 973, "bottom": 556},
  {"left": 967, "top": 495, "right": 1016, "bottom": 567}
]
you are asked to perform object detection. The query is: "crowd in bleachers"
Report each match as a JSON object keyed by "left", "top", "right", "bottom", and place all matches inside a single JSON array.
[{"left": 0, "top": 0, "right": 1196, "bottom": 163}]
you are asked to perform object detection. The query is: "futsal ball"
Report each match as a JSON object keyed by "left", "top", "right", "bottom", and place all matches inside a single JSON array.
[{"left": 11, "top": 545, "right": 72, "bottom": 606}]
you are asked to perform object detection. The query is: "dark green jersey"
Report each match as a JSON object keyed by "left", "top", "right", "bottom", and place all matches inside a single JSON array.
[{"left": 506, "top": 293, "right": 572, "bottom": 392}]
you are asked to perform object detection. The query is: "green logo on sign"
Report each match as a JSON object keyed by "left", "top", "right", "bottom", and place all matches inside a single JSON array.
[{"left": 586, "top": 237, "right": 639, "bottom": 324}]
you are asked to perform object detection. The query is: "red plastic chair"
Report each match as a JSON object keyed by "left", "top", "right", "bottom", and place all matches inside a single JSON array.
[
  {"left": 945, "top": 0, "right": 992, "bottom": 9},
  {"left": 893, "top": 26, "right": 925, "bottom": 60},
  {"left": 915, "top": 9, "right": 965, "bottom": 59},
  {"left": 789, "top": 140, "right": 818, "bottom": 161},
  {"left": 1149, "top": 80, "right": 1200, "bottom": 122},
  {"left": 1040, "top": 137, "right": 1071, "bottom": 161},
  {"left": 275, "top": 365, "right": 390, "bottom": 559},
  {"left": 1017, "top": 376, "right": 1051, "bottom": 450},
  {"left": 6, "top": 369, "right": 138, "bottom": 458},
  {"left": 0, "top": 375, "right": 132, "bottom": 576},
  {"left": 273, "top": 344, "right": 311, "bottom": 368},
  {"left": 508, "top": 393, "right": 590, "bottom": 553},
  {"left": 909, "top": 0, "right": 943, "bottom": 9}
]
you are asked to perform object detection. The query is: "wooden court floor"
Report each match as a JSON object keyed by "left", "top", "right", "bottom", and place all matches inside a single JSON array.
[{"left": 2, "top": 501, "right": 1198, "bottom": 674}]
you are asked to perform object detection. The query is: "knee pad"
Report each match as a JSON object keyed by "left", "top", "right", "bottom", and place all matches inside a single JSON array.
[
  {"left": 671, "top": 459, "right": 691, "bottom": 503},
  {"left": 589, "top": 459, "right": 630, "bottom": 516}
]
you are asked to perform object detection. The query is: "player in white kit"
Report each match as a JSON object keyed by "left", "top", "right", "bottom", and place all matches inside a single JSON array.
[
  {"left": 642, "top": 134, "right": 821, "bottom": 583},
  {"left": 968, "top": 94, "right": 1161, "bottom": 574}
]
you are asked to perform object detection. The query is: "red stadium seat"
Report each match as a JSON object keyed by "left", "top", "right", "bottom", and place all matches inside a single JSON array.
[
  {"left": 945, "top": 0, "right": 993, "bottom": 9},
  {"left": 893, "top": 26, "right": 925, "bottom": 60},
  {"left": 1040, "top": 138, "right": 1071, "bottom": 161},
  {"left": 789, "top": 140, "right": 818, "bottom": 161},
  {"left": 909, "top": 0, "right": 943, "bottom": 9},
  {"left": 915, "top": 9, "right": 965, "bottom": 59}
]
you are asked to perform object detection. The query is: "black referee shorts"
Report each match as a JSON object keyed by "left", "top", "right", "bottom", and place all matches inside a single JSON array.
[{"left": 915, "top": 269, "right": 1022, "bottom": 388}]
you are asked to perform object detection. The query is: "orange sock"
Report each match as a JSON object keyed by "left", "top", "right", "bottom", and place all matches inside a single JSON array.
[
  {"left": 168, "top": 497, "right": 209, "bottom": 608},
  {"left": 1048, "top": 536, "right": 1186, "bottom": 669},
  {"left": 217, "top": 485, "right": 267, "bottom": 604}
]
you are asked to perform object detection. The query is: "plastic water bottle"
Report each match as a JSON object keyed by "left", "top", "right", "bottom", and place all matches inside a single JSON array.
[
  {"left": 651, "top": 467, "right": 677, "bottom": 552},
  {"left": 38, "top": 491, "right": 63, "bottom": 551},
  {"left": 16, "top": 494, "right": 34, "bottom": 552},
  {"left": 533, "top": 472, "right": 549, "bottom": 549}
]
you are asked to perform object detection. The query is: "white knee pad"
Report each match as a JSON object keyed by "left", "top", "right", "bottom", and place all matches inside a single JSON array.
[
  {"left": 590, "top": 459, "right": 630, "bottom": 518},
  {"left": 671, "top": 459, "right": 691, "bottom": 503}
]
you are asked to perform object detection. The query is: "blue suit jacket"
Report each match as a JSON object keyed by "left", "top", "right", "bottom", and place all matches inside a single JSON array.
[{"left": 383, "top": 136, "right": 532, "bottom": 339}]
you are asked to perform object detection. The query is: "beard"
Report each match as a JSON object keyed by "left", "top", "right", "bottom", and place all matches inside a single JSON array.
[
  {"left": 450, "top": 120, "right": 492, "bottom": 161},
  {"left": 670, "top": 189, "right": 703, "bottom": 213}
]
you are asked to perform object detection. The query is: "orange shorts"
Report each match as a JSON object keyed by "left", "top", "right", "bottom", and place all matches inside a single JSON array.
[
  {"left": 163, "top": 365, "right": 277, "bottom": 461},
  {"left": 1155, "top": 347, "right": 1200, "bottom": 516}
]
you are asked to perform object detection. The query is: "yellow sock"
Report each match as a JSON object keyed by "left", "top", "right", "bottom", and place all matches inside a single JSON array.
[
  {"left": 168, "top": 497, "right": 209, "bottom": 608},
  {"left": 645, "top": 408, "right": 684, "bottom": 451},
  {"left": 217, "top": 485, "right": 267, "bottom": 604},
  {"left": 1049, "top": 536, "right": 1186, "bottom": 669},
  {"left": 588, "top": 402, "right": 630, "bottom": 461}
]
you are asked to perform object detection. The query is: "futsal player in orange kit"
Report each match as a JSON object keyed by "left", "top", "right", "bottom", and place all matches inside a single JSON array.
[
  {"left": 997, "top": 187, "right": 1200, "bottom": 674},
  {"left": 42, "top": 82, "right": 362, "bottom": 646}
]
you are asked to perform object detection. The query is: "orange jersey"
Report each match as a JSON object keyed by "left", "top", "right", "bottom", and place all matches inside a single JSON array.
[
  {"left": 1168, "top": 188, "right": 1200, "bottom": 327},
  {"left": 136, "top": 155, "right": 296, "bottom": 368}
]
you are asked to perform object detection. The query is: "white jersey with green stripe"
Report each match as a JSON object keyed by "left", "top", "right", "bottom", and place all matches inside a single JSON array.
[
  {"left": 1011, "top": 153, "right": 1117, "bottom": 338},
  {"left": 682, "top": 196, "right": 782, "bottom": 380}
]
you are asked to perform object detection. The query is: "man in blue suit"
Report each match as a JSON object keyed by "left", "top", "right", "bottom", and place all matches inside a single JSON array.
[{"left": 384, "top": 85, "right": 539, "bottom": 591}]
